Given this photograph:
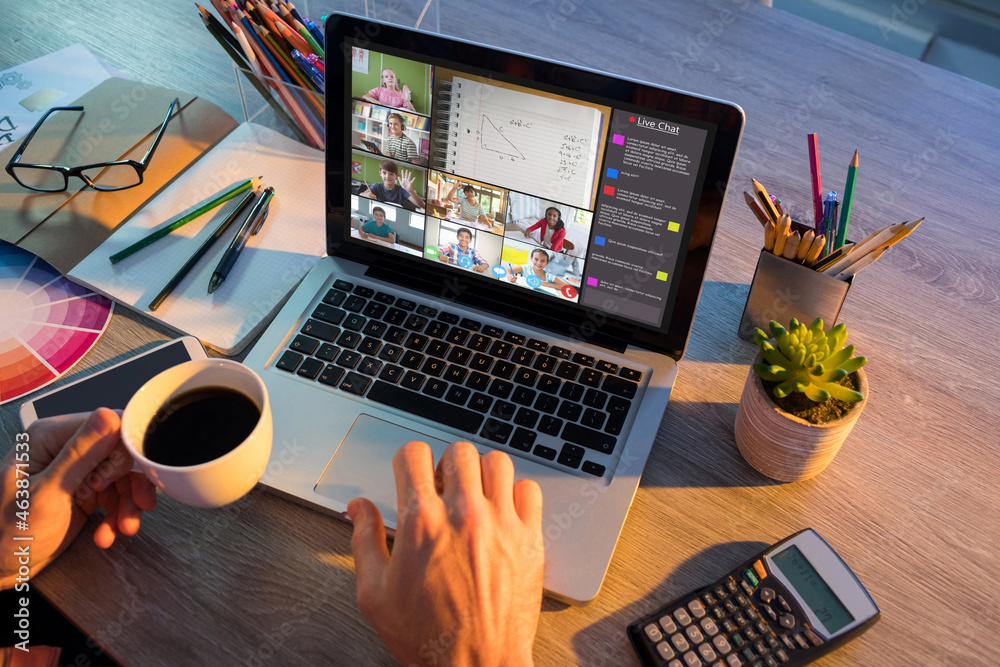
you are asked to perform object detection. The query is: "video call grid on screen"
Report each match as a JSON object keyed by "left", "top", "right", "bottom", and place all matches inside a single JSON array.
[{"left": 344, "top": 41, "right": 717, "bottom": 329}]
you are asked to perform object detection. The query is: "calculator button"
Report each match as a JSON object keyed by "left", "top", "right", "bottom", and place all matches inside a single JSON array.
[
  {"left": 671, "top": 633, "right": 691, "bottom": 652},
  {"left": 730, "top": 632, "right": 746, "bottom": 648},
  {"left": 714, "top": 586, "right": 727, "bottom": 600},
  {"left": 734, "top": 613, "right": 749, "bottom": 628},
  {"left": 644, "top": 623, "right": 664, "bottom": 643},
  {"left": 759, "top": 587, "right": 776, "bottom": 604},
  {"left": 741, "top": 647, "right": 756, "bottom": 663},
  {"left": 743, "top": 626, "right": 757, "bottom": 641},
  {"left": 683, "top": 651, "right": 702, "bottom": 667},
  {"left": 765, "top": 635, "right": 780, "bottom": 651},
  {"left": 660, "top": 615, "right": 678, "bottom": 634},
  {"left": 774, "top": 648, "right": 790, "bottom": 663},
  {"left": 722, "top": 619, "right": 737, "bottom": 634},
  {"left": 698, "top": 643, "right": 718, "bottom": 663},
  {"left": 762, "top": 605, "right": 777, "bottom": 621},
  {"left": 703, "top": 592, "right": 717, "bottom": 606},
  {"left": 725, "top": 654, "right": 743, "bottom": 667},
  {"left": 745, "top": 607, "right": 760, "bottom": 622},
  {"left": 700, "top": 617, "right": 719, "bottom": 637},
  {"left": 779, "top": 615, "right": 795, "bottom": 630},
  {"left": 764, "top": 657, "right": 779, "bottom": 667},
  {"left": 668, "top": 661, "right": 684, "bottom": 667},
  {"left": 777, "top": 596, "right": 792, "bottom": 613},
  {"left": 734, "top": 594, "right": 749, "bottom": 608},
  {"left": 674, "top": 608, "right": 693, "bottom": 627},
  {"left": 726, "top": 580, "right": 739, "bottom": 595},
  {"left": 756, "top": 622, "right": 769, "bottom": 636},
  {"left": 724, "top": 600, "right": 738, "bottom": 614},
  {"left": 793, "top": 633, "right": 809, "bottom": 650},
  {"left": 656, "top": 641, "right": 677, "bottom": 661},
  {"left": 804, "top": 629, "right": 823, "bottom": 646},
  {"left": 688, "top": 599, "right": 707, "bottom": 619},
  {"left": 754, "top": 640, "right": 768, "bottom": 655},
  {"left": 685, "top": 625, "right": 704, "bottom": 644},
  {"left": 752, "top": 560, "right": 767, "bottom": 581},
  {"left": 740, "top": 580, "right": 755, "bottom": 596},
  {"left": 711, "top": 606, "right": 726, "bottom": 620},
  {"left": 779, "top": 634, "right": 795, "bottom": 650},
  {"left": 712, "top": 634, "right": 732, "bottom": 655}
]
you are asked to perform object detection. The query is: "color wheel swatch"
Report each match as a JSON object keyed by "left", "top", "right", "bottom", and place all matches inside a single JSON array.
[{"left": 1, "top": 242, "right": 113, "bottom": 405}]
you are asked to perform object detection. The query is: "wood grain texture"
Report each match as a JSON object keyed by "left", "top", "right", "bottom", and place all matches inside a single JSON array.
[{"left": 1, "top": 1, "right": 998, "bottom": 665}]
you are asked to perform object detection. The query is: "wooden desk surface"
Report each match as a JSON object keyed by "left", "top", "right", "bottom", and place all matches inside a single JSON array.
[{"left": 2, "top": 1, "right": 998, "bottom": 665}]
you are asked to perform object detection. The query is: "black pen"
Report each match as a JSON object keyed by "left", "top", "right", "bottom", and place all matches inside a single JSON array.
[
  {"left": 208, "top": 186, "right": 275, "bottom": 294},
  {"left": 147, "top": 187, "right": 258, "bottom": 311}
]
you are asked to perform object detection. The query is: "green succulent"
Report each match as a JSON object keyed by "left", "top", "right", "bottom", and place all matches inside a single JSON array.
[{"left": 753, "top": 318, "right": 867, "bottom": 403}]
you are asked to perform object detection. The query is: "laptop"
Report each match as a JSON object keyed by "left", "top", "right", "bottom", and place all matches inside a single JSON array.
[{"left": 243, "top": 13, "right": 744, "bottom": 604}]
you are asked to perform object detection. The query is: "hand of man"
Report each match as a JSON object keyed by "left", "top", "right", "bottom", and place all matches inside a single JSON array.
[
  {"left": 349, "top": 441, "right": 543, "bottom": 666},
  {"left": 1, "top": 409, "right": 157, "bottom": 589}
]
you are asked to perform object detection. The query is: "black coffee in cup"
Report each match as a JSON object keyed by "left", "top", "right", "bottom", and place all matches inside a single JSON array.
[{"left": 143, "top": 387, "right": 260, "bottom": 467}]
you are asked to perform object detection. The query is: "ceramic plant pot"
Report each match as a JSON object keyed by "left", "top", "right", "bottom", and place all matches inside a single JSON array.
[{"left": 734, "top": 357, "right": 868, "bottom": 482}]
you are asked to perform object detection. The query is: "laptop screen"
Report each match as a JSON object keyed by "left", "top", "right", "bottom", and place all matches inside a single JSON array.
[{"left": 326, "top": 15, "right": 743, "bottom": 358}]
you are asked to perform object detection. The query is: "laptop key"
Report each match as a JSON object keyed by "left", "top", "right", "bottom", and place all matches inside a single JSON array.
[
  {"left": 318, "top": 364, "right": 345, "bottom": 387},
  {"left": 460, "top": 317, "right": 481, "bottom": 331},
  {"left": 572, "top": 353, "right": 596, "bottom": 367},
  {"left": 596, "top": 360, "right": 619, "bottom": 374},
  {"left": 510, "top": 347, "right": 535, "bottom": 366},
  {"left": 378, "top": 364, "right": 404, "bottom": 383},
  {"left": 513, "top": 366, "right": 538, "bottom": 387},
  {"left": 358, "top": 337, "right": 382, "bottom": 356},
  {"left": 363, "top": 302, "right": 387, "bottom": 319},
  {"left": 488, "top": 379, "right": 513, "bottom": 399},
  {"left": 426, "top": 320, "right": 450, "bottom": 338},
  {"left": 443, "top": 364, "right": 468, "bottom": 384},
  {"left": 385, "top": 308, "right": 408, "bottom": 325},
  {"left": 537, "top": 375, "right": 561, "bottom": 394},
  {"left": 301, "top": 318, "right": 339, "bottom": 341},
  {"left": 511, "top": 386, "right": 536, "bottom": 406},
  {"left": 466, "top": 372, "right": 491, "bottom": 392},
  {"left": 343, "top": 295, "right": 367, "bottom": 313},
  {"left": 384, "top": 326, "right": 407, "bottom": 345},
  {"left": 378, "top": 344, "right": 402, "bottom": 363},
  {"left": 533, "top": 354, "right": 557, "bottom": 373},
  {"left": 549, "top": 346, "right": 572, "bottom": 360},
  {"left": 400, "top": 350, "right": 425, "bottom": 369},
  {"left": 492, "top": 360, "right": 516, "bottom": 380},
  {"left": 417, "top": 305, "right": 438, "bottom": 318},
  {"left": 352, "top": 285, "right": 375, "bottom": 298},
  {"left": 423, "top": 378, "right": 448, "bottom": 398},
  {"left": 322, "top": 289, "right": 347, "bottom": 306},
  {"left": 490, "top": 400, "right": 517, "bottom": 421},
  {"left": 402, "top": 371, "right": 426, "bottom": 391},
  {"left": 362, "top": 320, "right": 387, "bottom": 338},
  {"left": 504, "top": 332, "right": 526, "bottom": 345},
  {"left": 582, "top": 461, "right": 606, "bottom": 477},
  {"left": 469, "top": 353, "right": 493, "bottom": 373},
  {"left": 468, "top": 393, "right": 493, "bottom": 413},
  {"left": 438, "top": 311, "right": 460, "bottom": 324},
  {"left": 358, "top": 357, "right": 382, "bottom": 376},
  {"left": 603, "top": 375, "right": 639, "bottom": 399},
  {"left": 533, "top": 444, "right": 556, "bottom": 460},
  {"left": 526, "top": 338, "right": 548, "bottom": 352},
  {"left": 343, "top": 313, "right": 367, "bottom": 331},
  {"left": 482, "top": 325, "right": 504, "bottom": 338},
  {"left": 581, "top": 408, "right": 606, "bottom": 429},
  {"left": 337, "top": 350, "right": 362, "bottom": 369},
  {"left": 555, "top": 361, "right": 581, "bottom": 381},
  {"left": 534, "top": 394, "right": 559, "bottom": 414},
  {"left": 557, "top": 444, "right": 583, "bottom": 469},
  {"left": 446, "top": 327, "right": 471, "bottom": 346},
  {"left": 513, "top": 408, "right": 540, "bottom": 429},
  {"left": 332, "top": 279, "right": 354, "bottom": 291},
  {"left": 481, "top": 419, "right": 513, "bottom": 444},
  {"left": 559, "top": 382, "right": 584, "bottom": 401},
  {"left": 562, "top": 422, "right": 616, "bottom": 454},
  {"left": 579, "top": 368, "right": 603, "bottom": 387},
  {"left": 367, "top": 382, "right": 483, "bottom": 433},
  {"left": 445, "top": 385, "right": 471, "bottom": 406},
  {"left": 395, "top": 299, "right": 417, "bottom": 311},
  {"left": 297, "top": 357, "right": 324, "bottom": 379},
  {"left": 316, "top": 343, "right": 340, "bottom": 361},
  {"left": 426, "top": 340, "right": 450, "bottom": 358},
  {"left": 583, "top": 388, "right": 608, "bottom": 409},
  {"left": 510, "top": 428, "right": 536, "bottom": 452},
  {"left": 276, "top": 350, "right": 303, "bottom": 372},
  {"left": 620, "top": 367, "right": 643, "bottom": 381},
  {"left": 404, "top": 314, "right": 428, "bottom": 332},
  {"left": 489, "top": 340, "right": 513, "bottom": 359},
  {"left": 447, "top": 347, "right": 472, "bottom": 365},
  {"left": 339, "top": 372, "right": 371, "bottom": 396},
  {"left": 374, "top": 291, "right": 395, "bottom": 304},
  {"left": 337, "top": 331, "right": 362, "bottom": 349},
  {"left": 404, "top": 333, "right": 429, "bottom": 351},
  {"left": 421, "top": 358, "right": 446, "bottom": 377},
  {"left": 469, "top": 334, "right": 491, "bottom": 352},
  {"left": 557, "top": 402, "right": 583, "bottom": 421},
  {"left": 291, "top": 335, "right": 319, "bottom": 355},
  {"left": 312, "top": 304, "right": 346, "bottom": 325},
  {"left": 538, "top": 415, "right": 563, "bottom": 436}
]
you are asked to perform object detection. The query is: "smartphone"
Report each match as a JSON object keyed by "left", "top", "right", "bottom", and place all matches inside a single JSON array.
[{"left": 19, "top": 337, "right": 207, "bottom": 428}]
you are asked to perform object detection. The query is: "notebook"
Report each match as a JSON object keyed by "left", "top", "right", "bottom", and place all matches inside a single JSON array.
[{"left": 242, "top": 14, "right": 744, "bottom": 604}]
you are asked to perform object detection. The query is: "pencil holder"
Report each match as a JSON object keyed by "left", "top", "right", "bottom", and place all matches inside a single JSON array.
[
  {"left": 233, "top": 63, "right": 325, "bottom": 150},
  {"left": 738, "top": 249, "right": 852, "bottom": 340}
]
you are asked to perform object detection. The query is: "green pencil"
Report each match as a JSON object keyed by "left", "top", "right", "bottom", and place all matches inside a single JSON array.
[
  {"left": 836, "top": 150, "right": 858, "bottom": 250},
  {"left": 109, "top": 176, "right": 261, "bottom": 264}
]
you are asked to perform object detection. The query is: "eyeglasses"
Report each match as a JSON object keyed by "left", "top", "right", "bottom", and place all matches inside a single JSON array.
[{"left": 4, "top": 97, "right": 179, "bottom": 192}]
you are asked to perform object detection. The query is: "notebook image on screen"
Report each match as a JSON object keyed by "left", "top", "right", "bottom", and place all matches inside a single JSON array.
[{"left": 242, "top": 14, "right": 744, "bottom": 604}]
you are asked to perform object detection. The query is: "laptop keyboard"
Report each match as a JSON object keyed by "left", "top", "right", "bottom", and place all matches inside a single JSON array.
[{"left": 271, "top": 277, "right": 647, "bottom": 480}]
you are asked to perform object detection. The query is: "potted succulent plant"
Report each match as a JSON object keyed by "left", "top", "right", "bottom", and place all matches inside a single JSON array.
[{"left": 734, "top": 317, "right": 868, "bottom": 482}]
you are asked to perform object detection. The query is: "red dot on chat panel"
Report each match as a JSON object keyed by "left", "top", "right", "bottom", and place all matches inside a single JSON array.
[
  {"left": 629, "top": 116, "right": 635, "bottom": 122},
  {"left": 561, "top": 285, "right": 578, "bottom": 299}
]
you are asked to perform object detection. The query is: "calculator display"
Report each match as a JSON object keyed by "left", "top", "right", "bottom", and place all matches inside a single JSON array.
[{"left": 771, "top": 545, "right": 854, "bottom": 634}]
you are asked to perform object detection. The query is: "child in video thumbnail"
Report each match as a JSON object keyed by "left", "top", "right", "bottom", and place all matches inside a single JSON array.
[
  {"left": 384, "top": 113, "right": 420, "bottom": 164},
  {"left": 437, "top": 227, "right": 490, "bottom": 273},
  {"left": 361, "top": 160, "right": 425, "bottom": 209},
  {"left": 507, "top": 248, "right": 570, "bottom": 290},
  {"left": 523, "top": 207, "right": 567, "bottom": 252},
  {"left": 358, "top": 207, "right": 397, "bottom": 243},
  {"left": 446, "top": 183, "right": 490, "bottom": 225},
  {"left": 362, "top": 68, "right": 416, "bottom": 111}
]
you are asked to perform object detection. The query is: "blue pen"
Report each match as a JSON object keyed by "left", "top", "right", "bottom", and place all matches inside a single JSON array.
[
  {"left": 291, "top": 49, "right": 324, "bottom": 92},
  {"left": 303, "top": 17, "right": 324, "bottom": 48},
  {"left": 822, "top": 191, "right": 838, "bottom": 256}
]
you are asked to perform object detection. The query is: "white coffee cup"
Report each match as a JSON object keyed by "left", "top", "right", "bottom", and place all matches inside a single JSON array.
[{"left": 120, "top": 359, "right": 272, "bottom": 508}]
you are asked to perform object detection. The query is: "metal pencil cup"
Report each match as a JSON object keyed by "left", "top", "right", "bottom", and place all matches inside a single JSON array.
[{"left": 738, "top": 250, "right": 852, "bottom": 340}]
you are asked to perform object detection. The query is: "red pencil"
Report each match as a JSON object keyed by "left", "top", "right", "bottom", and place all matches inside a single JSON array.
[{"left": 808, "top": 133, "right": 823, "bottom": 231}]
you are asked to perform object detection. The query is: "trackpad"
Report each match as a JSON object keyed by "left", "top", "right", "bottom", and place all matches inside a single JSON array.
[{"left": 314, "top": 414, "right": 450, "bottom": 529}]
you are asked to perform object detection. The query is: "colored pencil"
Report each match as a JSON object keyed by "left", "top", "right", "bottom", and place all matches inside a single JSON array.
[
  {"left": 110, "top": 177, "right": 262, "bottom": 264},
  {"left": 752, "top": 178, "right": 780, "bottom": 224},
  {"left": 836, "top": 150, "right": 858, "bottom": 250},
  {"left": 744, "top": 190, "right": 770, "bottom": 226},
  {"left": 808, "top": 133, "right": 823, "bottom": 230}
]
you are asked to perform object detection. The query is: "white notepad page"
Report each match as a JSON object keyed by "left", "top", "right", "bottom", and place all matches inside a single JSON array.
[
  {"left": 69, "top": 122, "right": 326, "bottom": 355},
  {"left": 443, "top": 77, "right": 603, "bottom": 210}
]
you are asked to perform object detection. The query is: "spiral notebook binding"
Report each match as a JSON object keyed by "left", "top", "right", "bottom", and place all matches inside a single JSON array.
[{"left": 432, "top": 79, "right": 459, "bottom": 171}]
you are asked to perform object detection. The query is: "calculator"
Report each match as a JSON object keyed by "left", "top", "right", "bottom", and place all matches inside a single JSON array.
[{"left": 627, "top": 529, "right": 879, "bottom": 667}]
